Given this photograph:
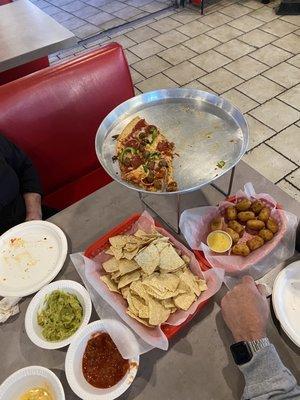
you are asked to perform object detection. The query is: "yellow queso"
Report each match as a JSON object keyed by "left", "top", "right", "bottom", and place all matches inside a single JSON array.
[
  {"left": 20, "top": 387, "right": 53, "bottom": 400},
  {"left": 207, "top": 230, "right": 232, "bottom": 253}
]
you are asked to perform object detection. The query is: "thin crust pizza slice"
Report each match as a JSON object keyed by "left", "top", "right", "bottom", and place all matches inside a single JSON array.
[{"left": 115, "top": 117, "right": 178, "bottom": 192}]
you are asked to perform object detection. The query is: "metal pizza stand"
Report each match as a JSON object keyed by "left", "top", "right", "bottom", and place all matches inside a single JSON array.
[{"left": 95, "top": 89, "right": 249, "bottom": 232}]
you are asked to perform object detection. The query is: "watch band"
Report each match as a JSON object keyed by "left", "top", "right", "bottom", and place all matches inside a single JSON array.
[{"left": 247, "top": 338, "right": 270, "bottom": 354}]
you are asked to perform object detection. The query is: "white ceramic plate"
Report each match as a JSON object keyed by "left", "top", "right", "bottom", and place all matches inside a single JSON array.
[
  {"left": 0, "top": 366, "right": 65, "bottom": 400},
  {"left": 25, "top": 280, "right": 92, "bottom": 350},
  {"left": 273, "top": 260, "right": 300, "bottom": 347},
  {"left": 65, "top": 320, "right": 140, "bottom": 400},
  {"left": 0, "top": 220, "right": 68, "bottom": 297}
]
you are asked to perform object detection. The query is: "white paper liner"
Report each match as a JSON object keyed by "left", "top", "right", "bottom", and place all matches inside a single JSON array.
[
  {"left": 179, "top": 183, "right": 298, "bottom": 287},
  {"left": 72, "top": 211, "right": 224, "bottom": 351}
]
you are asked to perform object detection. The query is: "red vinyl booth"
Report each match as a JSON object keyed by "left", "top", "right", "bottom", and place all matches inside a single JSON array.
[
  {"left": 0, "top": 0, "right": 50, "bottom": 85},
  {"left": 0, "top": 43, "right": 134, "bottom": 209}
]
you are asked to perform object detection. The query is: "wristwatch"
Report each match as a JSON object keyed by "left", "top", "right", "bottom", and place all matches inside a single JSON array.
[{"left": 230, "top": 338, "right": 270, "bottom": 365}]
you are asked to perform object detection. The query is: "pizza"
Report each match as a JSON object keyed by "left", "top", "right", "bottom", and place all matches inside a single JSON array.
[{"left": 114, "top": 117, "right": 178, "bottom": 192}]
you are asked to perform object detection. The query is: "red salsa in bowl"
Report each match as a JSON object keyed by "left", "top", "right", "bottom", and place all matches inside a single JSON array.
[{"left": 82, "top": 332, "right": 130, "bottom": 389}]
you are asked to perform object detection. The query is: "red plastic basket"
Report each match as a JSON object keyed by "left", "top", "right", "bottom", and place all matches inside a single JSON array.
[{"left": 84, "top": 213, "right": 210, "bottom": 340}]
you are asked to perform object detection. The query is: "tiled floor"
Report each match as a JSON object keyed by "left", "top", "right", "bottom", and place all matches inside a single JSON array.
[
  {"left": 30, "top": 0, "right": 172, "bottom": 39},
  {"left": 50, "top": 1, "right": 300, "bottom": 202}
]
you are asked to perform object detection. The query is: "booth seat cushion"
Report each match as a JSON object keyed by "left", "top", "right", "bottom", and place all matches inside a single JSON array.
[{"left": 0, "top": 43, "right": 134, "bottom": 209}]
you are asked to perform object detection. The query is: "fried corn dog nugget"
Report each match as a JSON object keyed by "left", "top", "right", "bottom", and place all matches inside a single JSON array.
[
  {"left": 225, "top": 206, "right": 237, "bottom": 220},
  {"left": 238, "top": 211, "right": 255, "bottom": 222},
  {"left": 231, "top": 243, "right": 250, "bottom": 257},
  {"left": 225, "top": 227, "right": 240, "bottom": 244},
  {"left": 251, "top": 200, "right": 264, "bottom": 215},
  {"left": 259, "top": 229, "right": 274, "bottom": 241},
  {"left": 228, "top": 220, "right": 245, "bottom": 236},
  {"left": 266, "top": 217, "right": 279, "bottom": 234},
  {"left": 246, "top": 219, "right": 265, "bottom": 231},
  {"left": 210, "top": 217, "right": 223, "bottom": 231},
  {"left": 258, "top": 207, "right": 271, "bottom": 222},
  {"left": 247, "top": 236, "right": 264, "bottom": 251},
  {"left": 236, "top": 198, "right": 251, "bottom": 211}
]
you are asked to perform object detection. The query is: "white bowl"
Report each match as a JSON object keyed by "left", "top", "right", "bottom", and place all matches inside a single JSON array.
[
  {"left": 25, "top": 280, "right": 92, "bottom": 350},
  {"left": 65, "top": 320, "right": 140, "bottom": 400},
  {"left": 0, "top": 366, "right": 65, "bottom": 400}
]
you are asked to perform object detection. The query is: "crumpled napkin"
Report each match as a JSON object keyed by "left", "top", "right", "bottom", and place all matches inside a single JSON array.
[{"left": 0, "top": 297, "right": 20, "bottom": 323}]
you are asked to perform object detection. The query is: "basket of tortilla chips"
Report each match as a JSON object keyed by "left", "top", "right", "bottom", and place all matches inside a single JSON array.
[{"left": 83, "top": 212, "right": 223, "bottom": 350}]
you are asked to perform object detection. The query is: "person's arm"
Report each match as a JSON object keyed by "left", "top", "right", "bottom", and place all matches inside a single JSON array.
[
  {"left": 221, "top": 276, "right": 300, "bottom": 400},
  {"left": 1, "top": 134, "right": 42, "bottom": 220}
]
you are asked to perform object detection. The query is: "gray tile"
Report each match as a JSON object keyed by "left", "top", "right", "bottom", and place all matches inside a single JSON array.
[
  {"left": 263, "top": 62, "right": 300, "bottom": 89},
  {"left": 101, "top": 17, "right": 126, "bottom": 30},
  {"left": 260, "top": 19, "right": 298, "bottom": 37},
  {"left": 127, "top": 0, "right": 152, "bottom": 6},
  {"left": 132, "top": 55, "right": 171, "bottom": 77},
  {"left": 163, "top": 61, "right": 206, "bottom": 85},
  {"left": 184, "top": 34, "right": 221, "bottom": 53},
  {"left": 206, "top": 25, "right": 243, "bottom": 43},
  {"left": 199, "top": 11, "right": 233, "bottom": 28},
  {"left": 237, "top": 75, "right": 284, "bottom": 103},
  {"left": 124, "top": 49, "right": 141, "bottom": 64},
  {"left": 273, "top": 34, "right": 300, "bottom": 54},
  {"left": 130, "top": 39, "right": 165, "bottom": 58},
  {"left": 222, "top": 89, "right": 259, "bottom": 113},
  {"left": 287, "top": 54, "right": 300, "bottom": 68},
  {"left": 114, "top": 5, "right": 143, "bottom": 19},
  {"left": 249, "top": 6, "right": 279, "bottom": 22},
  {"left": 73, "top": 23, "right": 101, "bottom": 38},
  {"left": 277, "top": 180, "right": 300, "bottom": 201},
  {"left": 150, "top": 17, "right": 182, "bottom": 33},
  {"left": 42, "top": 5, "right": 61, "bottom": 16},
  {"left": 130, "top": 68, "right": 145, "bottom": 84},
  {"left": 215, "top": 39, "right": 255, "bottom": 59},
  {"left": 238, "top": 0, "right": 264, "bottom": 10},
  {"left": 154, "top": 30, "right": 189, "bottom": 48},
  {"left": 199, "top": 68, "right": 244, "bottom": 94},
  {"left": 278, "top": 85, "right": 300, "bottom": 110},
  {"left": 279, "top": 15, "right": 300, "bottom": 26},
  {"left": 240, "top": 29, "right": 277, "bottom": 47},
  {"left": 191, "top": 49, "right": 231, "bottom": 72},
  {"left": 47, "top": 0, "right": 73, "bottom": 6},
  {"left": 245, "top": 114, "right": 276, "bottom": 150},
  {"left": 61, "top": 0, "right": 86, "bottom": 12},
  {"left": 182, "top": 80, "right": 216, "bottom": 93},
  {"left": 286, "top": 168, "right": 300, "bottom": 188},
  {"left": 136, "top": 73, "right": 178, "bottom": 92},
  {"left": 250, "top": 44, "right": 293, "bottom": 67},
  {"left": 107, "top": 34, "right": 136, "bottom": 48},
  {"left": 158, "top": 44, "right": 197, "bottom": 65},
  {"left": 126, "top": 26, "right": 159, "bottom": 43},
  {"left": 84, "top": 0, "right": 109, "bottom": 7},
  {"left": 243, "top": 143, "right": 296, "bottom": 182},
  {"left": 72, "top": 5, "right": 100, "bottom": 18},
  {"left": 84, "top": 35, "right": 110, "bottom": 48},
  {"left": 249, "top": 99, "right": 300, "bottom": 131},
  {"left": 227, "top": 14, "right": 263, "bottom": 32},
  {"left": 86, "top": 11, "right": 114, "bottom": 26},
  {"left": 219, "top": 3, "right": 252, "bottom": 18},
  {"left": 51, "top": 10, "right": 74, "bottom": 23},
  {"left": 267, "top": 125, "right": 300, "bottom": 165},
  {"left": 100, "top": 1, "right": 127, "bottom": 12},
  {"left": 61, "top": 16, "right": 86, "bottom": 30},
  {"left": 140, "top": 1, "right": 168, "bottom": 12},
  {"left": 225, "top": 56, "right": 268, "bottom": 79},
  {"left": 171, "top": 11, "right": 200, "bottom": 24},
  {"left": 176, "top": 21, "right": 210, "bottom": 37}
]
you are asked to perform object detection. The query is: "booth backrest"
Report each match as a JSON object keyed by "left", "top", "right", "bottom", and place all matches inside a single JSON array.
[{"left": 0, "top": 43, "right": 134, "bottom": 195}]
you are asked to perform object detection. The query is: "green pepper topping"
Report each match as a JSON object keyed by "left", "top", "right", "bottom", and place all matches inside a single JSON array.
[
  {"left": 149, "top": 127, "right": 158, "bottom": 144},
  {"left": 143, "top": 165, "right": 149, "bottom": 173},
  {"left": 217, "top": 160, "right": 225, "bottom": 168},
  {"left": 120, "top": 147, "right": 137, "bottom": 163},
  {"left": 148, "top": 151, "right": 161, "bottom": 159}
]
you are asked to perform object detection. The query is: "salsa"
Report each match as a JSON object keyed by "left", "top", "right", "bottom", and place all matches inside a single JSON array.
[{"left": 82, "top": 332, "right": 130, "bottom": 389}]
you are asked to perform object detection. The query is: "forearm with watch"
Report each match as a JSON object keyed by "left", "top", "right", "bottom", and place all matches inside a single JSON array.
[{"left": 221, "top": 276, "right": 300, "bottom": 400}]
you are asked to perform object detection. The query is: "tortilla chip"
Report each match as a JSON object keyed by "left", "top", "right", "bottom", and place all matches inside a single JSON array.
[
  {"left": 111, "top": 247, "right": 123, "bottom": 260},
  {"left": 123, "top": 248, "right": 139, "bottom": 260},
  {"left": 100, "top": 275, "right": 120, "bottom": 293},
  {"left": 159, "top": 245, "right": 185, "bottom": 272},
  {"left": 118, "top": 259, "right": 140, "bottom": 275},
  {"left": 105, "top": 247, "right": 115, "bottom": 256},
  {"left": 148, "top": 298, "right": 171, "bottom": 325},
  {"left": 118, "top": 270, "right": 141, "bottom": 289},
  {"left": 130, "top": 281, "right": 151, "bottom": 302},
  {"left": 174, "top": 292, "right": 196, "bottom": 311},
  {"left": 109, "top": 235, "right": 128, "bottom": 248},
  {"left": 195, "top": 277, "right": 208, "bottom": 292},
  {"left": 159, "top": 273, "right": 180, "bottom": 292},
  {"left": 134, "top": 243, "right": 159, "bottom": 275},
  {"left": 130, "top": 293, "right": 149, "bottom": 319},
  {"left": 162, "top": 298, "right": 175, "bottom": 309},
  {"left": 121, "top": 286, "right": 130, "bottom": 298},
  {"left": 182, "top": 255, "right": 190, "bottom": 265},
  {"left": 127, "top": 292, "right": 139, "bottom": 314},
  {"left": 102, "top": 257, "right": 119, "bottom": 273},
  {"left": 126, "top": 309, "right": 151, "bottom": 327},
  {"left": 178, "top": 270, "right": 201, "bottom": 296}
]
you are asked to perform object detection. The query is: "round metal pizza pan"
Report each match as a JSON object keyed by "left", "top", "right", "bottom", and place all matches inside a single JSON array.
[{"left": 95, "top": 88, "right": 249, "bottom": 195}]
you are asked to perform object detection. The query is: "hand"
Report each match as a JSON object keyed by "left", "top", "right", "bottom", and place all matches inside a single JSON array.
[{"left": 221, "top": 276, "right": 269, "bottom": 342}]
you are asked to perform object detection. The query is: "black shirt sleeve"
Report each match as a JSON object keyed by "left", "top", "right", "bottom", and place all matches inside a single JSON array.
[{"left": 0, "top": 134, "right": 43, "bottom": 195}]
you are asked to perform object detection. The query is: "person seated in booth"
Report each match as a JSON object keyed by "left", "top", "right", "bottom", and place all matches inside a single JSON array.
[{"left": 0, "top": 133, "right": 54, "bottom": 235}]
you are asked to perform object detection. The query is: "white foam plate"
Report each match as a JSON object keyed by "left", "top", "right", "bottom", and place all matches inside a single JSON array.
[
  {"left": 273, "top": 260, "right": 300, "bottom": 347},
  {"left": 0, "top": 366, "right": 65, "bottom": 400},
  {"left": 0, "top": 221, "right": 68, "bottom": 297},
  {"left": 65, "top": 320, "right": 139, "bottom": 400},
  {"left": 25, "top": 280, "right": 92, "bottom": 350}
]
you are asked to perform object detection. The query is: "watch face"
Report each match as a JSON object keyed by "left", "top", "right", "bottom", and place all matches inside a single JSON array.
[{"left": 230, "top": 342, "right": 252, "bottom": 365}]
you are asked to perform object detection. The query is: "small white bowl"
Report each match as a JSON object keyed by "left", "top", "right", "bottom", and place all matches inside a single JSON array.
[
  {"left": 0, "top": 366, "right": 65, "bottom": 400},
  {"left": 207, "top": 230, "right": 232, "bottom": 253},
  {"left": 25, "top": 280, "right": 92, "bottom": 350},
  {"left": 65, "top": 320, "right": 140, "bottom": 400}
]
